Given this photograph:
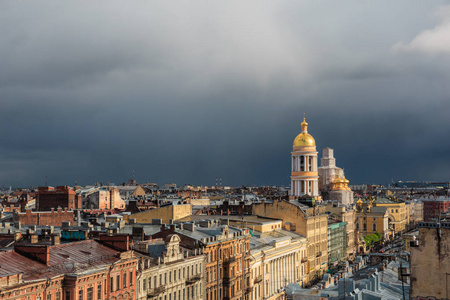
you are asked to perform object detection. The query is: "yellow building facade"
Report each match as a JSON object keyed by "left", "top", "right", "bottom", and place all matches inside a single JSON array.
[
  {"left": 125, "top": 204, "right": 192, "bottom": 224},
  {"left": 253, "top": 200, "right": 328, "bottom": 283},
  {"left": 373, "top": 198, "right": 408, "bottom": 234},
  {"left": 356, "top": 199, "right": 391, "bottom": 242}
]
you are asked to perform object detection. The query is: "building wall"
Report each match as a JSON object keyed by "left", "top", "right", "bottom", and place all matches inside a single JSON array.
[
  {"left": 84, "top": 188, "right": 125, "bottom": 210},
  {"left": 410, "top": 223, "right": 450, "bottom": 300},
  {"left": 355, "top": 212, "right": 389, "bottom": 240},
  {"left": 13, "top": 208, "right": 74, "bottom": 226},
  {"left": 250, "top": 237, "right": 308, "bottom": 299},
  {"left": 37, "top": 186, "right": 81, "bottom": 211},
  {"left": 0, "top": 275, "right": 64, "bottom": 300},
  {"left": 324, "top": 203, "right": 358, "bottom": 259},
  {"left": 125, "top": 204, "right": 192, "bottom": 224},
  {"left": 151, "top": 226, "right": 251, "bottom": 300},
  {"left": 328, "top": 222, "right": 347, "bottom": 265},
  {"left": 252, "top": 200, "right": 328, "bottom": 282},
  {"left": 203, "top": 235, "right": 250, "bottom": 300},
  {"left": 412, "top": 202, "right": 424, "bottom": 223},
  {"left": 375, "top": 202, "right": 408, "bottom": 232},
  {"left": 423, "top": 199, "right": 450, "bottom": 221},
  {"left": 138, "top": 256, "right": 204, "bottom": 300},
  {"left": 190, "top": 198, "right": 211, "bottom": 206}
]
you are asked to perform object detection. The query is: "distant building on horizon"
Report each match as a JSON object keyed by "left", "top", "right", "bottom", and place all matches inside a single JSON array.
[{"left": 36, "top": 186, "right": 81, "bottom": 211}]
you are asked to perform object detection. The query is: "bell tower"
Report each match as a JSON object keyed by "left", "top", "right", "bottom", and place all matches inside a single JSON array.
[{"left": 291, "top": 117, "right": 319, "bottom": 198}]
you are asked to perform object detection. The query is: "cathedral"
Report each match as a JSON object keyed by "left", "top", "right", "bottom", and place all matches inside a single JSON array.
[{"left": 290, "top": 118, "right": 354, "bottom": 205}]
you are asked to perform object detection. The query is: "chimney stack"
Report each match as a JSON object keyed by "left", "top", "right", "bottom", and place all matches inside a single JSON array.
[{"left": 51, "top": 234, "right": 60, "bottom": 246}]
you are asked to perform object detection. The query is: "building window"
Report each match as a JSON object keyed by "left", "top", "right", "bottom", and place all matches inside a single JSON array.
[
  {"left": 124, "top": 273, "right": 127, "bottom": 288},
  {"left": 79, "top": 289, "right": 83, "bottom": 300},
  {"left": 47, "top": 294, "right": 51, "bottom": 300},
  {"left": 372, "top": 223, "right": 376, "bottom": 232},
  {"left": 56, "top": 292, "right": 61, "bottom": 300},
  {"left": 110, "top": 278, "right": 113, "bottom": 292},
  {"left": 144, "top": 278, "right": 147, "bottom": 290},
  {"left": 116, "top": 275, "right": 120, "bottom": 291},
  {"left": 129, "top": 271, "right": 133, "bottom": 286},
  {"left": 65, "top": 291, "right": 70, "bottom": 300},
  {"left": 87, "top": 288, "right": 93, "bottom": 300},
  {"left": 97, "top": 285, "right": 101, "bottom": 300}
]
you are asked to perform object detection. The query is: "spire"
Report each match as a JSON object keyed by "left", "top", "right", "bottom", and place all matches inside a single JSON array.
[{"left": 301, "top": 117, "right": 308, "bottom": 133}]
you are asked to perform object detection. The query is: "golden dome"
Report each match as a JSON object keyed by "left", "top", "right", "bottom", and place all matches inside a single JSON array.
[
  {"left": 334, "top": 177, "right": 345, "bottom": 184},
  {"left": 293, "top": 117, "right": 316, "bottom": 147}
]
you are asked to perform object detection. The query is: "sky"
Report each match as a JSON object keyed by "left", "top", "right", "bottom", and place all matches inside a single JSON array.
[{"left": 1, "top": 1, "right": 450, "bottom": 188}]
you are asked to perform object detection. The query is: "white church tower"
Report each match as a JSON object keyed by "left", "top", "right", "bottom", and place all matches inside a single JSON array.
[{"left": 290, "top": 118, "right": 319, "bottom": 198}]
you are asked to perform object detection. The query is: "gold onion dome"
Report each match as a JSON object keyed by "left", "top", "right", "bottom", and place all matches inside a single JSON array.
[
  {"left": 293, "top": 117, "right": 316, "bottom": 147},
  {"left": 334, "top": 177, "right": 345, "bottom": 184}
]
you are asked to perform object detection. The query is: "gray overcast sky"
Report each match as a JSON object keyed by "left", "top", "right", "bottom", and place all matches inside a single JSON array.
[{"left": 1, "top": 1, "right": 449, "bottom": 188}]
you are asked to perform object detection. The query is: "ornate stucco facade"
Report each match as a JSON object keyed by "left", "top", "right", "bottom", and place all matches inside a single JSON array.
[
  {"left": 151, "top": 221, "right": 251, "bottom": 300},
  {"left": 136, "top": 235, "right": 205, "bottom": 300},
  {"left": 250, "top": 233, "right": 307, "bottom": 300}
]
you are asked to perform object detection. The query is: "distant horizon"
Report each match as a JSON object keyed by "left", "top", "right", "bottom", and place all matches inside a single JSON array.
[{"left": 3, "top": 178, "right": 450, "bottom": 191}]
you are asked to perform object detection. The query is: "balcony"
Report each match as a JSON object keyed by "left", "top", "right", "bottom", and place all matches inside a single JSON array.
[
  {"left": 147, "top": 286, "right": 165, "bottom": 297},
  {"left": 254, "top": 275, "right": 263, "bottom": 284},
  {"left": 186, "top": 274, "right": 201, "bottom": 284},
  {"left": 245, "top": 287, "right": 253, "bottom": 294},
  {"left": 316, "top": 251, "right": 322, "bottom": 257},
  {"left": 301, "top": 257, "right": 308, "bottom": 263}
]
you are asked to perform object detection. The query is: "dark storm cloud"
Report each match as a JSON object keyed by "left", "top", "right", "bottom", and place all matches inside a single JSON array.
[{"left": 0, "top": 1, "right": 449, "bottom": 187}]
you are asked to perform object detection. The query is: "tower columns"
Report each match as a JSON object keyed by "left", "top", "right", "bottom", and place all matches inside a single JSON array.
[{"left": 290, "top": 117, "right": 319, "bottom": 198}]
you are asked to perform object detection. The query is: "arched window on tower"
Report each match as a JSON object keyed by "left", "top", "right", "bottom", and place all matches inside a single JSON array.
[
  {"left": 300, "top": 156, "right": 305, "bottom": 171},
  {"left": 309, "top": 156, "right": 313, "bottom": 171}
]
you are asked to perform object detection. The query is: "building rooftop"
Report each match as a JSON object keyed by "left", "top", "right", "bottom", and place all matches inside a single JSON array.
[
  {"left": 1, "top": 240, "right": 123, "bottom": 281},
  {"left": 374, "top": 198, "right": 397, "bottom": 205}
]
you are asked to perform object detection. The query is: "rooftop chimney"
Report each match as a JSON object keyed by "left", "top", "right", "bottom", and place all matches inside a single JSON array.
[
  {"left": 51, "top": 234, "right": 60, "bottom": 246},
  {"left": 30, "top": 234, "right": 39, "bottom": 244}
]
